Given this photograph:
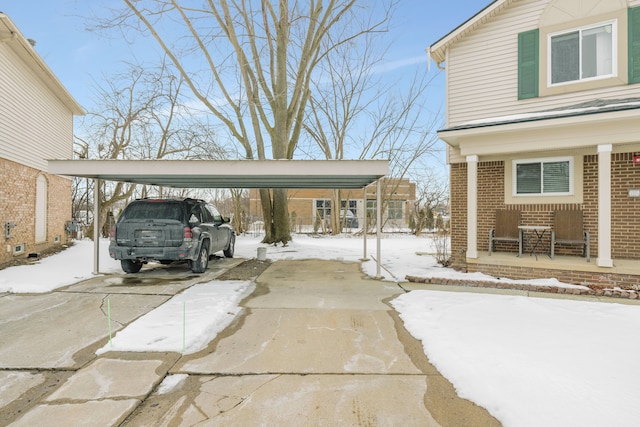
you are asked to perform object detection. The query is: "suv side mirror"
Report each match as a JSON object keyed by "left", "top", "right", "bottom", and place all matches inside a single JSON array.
[{"left": 222, "top": 216, "right": 231, "bottom": 223}]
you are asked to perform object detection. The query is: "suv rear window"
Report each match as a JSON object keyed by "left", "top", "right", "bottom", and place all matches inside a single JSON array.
[{"left": 121, "top": 202, "right": 183, "bottom": 221}]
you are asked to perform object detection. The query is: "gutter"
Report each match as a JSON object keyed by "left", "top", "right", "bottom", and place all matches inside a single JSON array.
[{"left": 438, "top": 102, "right": 640, "bottom": 133}]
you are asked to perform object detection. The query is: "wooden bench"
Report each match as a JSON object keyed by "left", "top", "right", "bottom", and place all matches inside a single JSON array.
[
  {"left": 489, "top": 210, "right": 522, "bottom": 255},
  {"left": 551, "top": 210, "right": 590, "bottom": 262}
]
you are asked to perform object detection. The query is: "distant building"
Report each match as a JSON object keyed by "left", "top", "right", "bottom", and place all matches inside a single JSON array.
[
  {"left": 0, "top": 13, "right": 83, "bottom": 266},
  {"left": 248, "top": 178, "right": 416, "bottom": 232}
]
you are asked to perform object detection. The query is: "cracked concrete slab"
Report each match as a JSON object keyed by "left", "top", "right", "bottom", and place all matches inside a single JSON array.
[
  {"left": 8, "top": 399, "right": 140, "bottom": 427},
  {"left": 124, "top": 374, "right": 439, "bottom": 426},
  {"left": 46, "top": 358, "right": 164, "bottom": 401},
  {"left": 0, "top": 292, "right": 169, "bottom": 369},
  {"left": 0, "top": 372, "right": 46, "bottom": 409}
]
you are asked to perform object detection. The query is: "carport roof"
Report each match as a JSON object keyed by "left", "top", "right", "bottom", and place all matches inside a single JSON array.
[{"left": 48, "top": 159, "right": 388, "bottom": 189}]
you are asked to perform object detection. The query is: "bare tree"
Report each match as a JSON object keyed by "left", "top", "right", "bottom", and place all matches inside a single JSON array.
[
  {"left": 409, "top": 168, "right": 448, "bottom": 236},
  {"left": 228, "top": 188, "right": 249, "bottom": 234},
  {"left": 303, "top": 25, "right": 441, "bottom": 233},
  {"left": 74, "top": 63, "right": 226, "bottom": 237},
  {"left": 94, "top": 0, "right": 391, "bottom": 244}
]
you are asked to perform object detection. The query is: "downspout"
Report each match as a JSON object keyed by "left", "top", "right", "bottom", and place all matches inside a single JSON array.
[{"left": 426, "top": 47, "right": 446, "bottom": 71}]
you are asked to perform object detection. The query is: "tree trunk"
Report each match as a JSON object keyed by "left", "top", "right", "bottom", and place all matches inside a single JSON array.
[
  {"left": 262, "top": 188, "right": 290, "bottom": 244},
  {"left": 259, "top": 188, "right": 274, "bottom": 243},
  {"left": 330, "top": 189, "right": 341, "bottom": 235}
]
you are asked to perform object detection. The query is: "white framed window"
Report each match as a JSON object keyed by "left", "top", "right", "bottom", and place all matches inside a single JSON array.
[
  {"left": 315, "top": 200, "right": 358, "bottom": 218},
  {"left": 513, "top": 157, "right": 573, "bottom": 196},
  {"left": 341, "top": 200, "right": 357, "bottom": 217},
  {"left": 548, "top": 20, "right": 616, "bottom": 85},
  {"left": 366, "top": 200, "right": 377, "bottom": 218},
  {"left": 315, "top": 199, "right": 331, "bottom": 219},
  {"left": 387, "top": 200, "right": 403, "bottom": 220}
]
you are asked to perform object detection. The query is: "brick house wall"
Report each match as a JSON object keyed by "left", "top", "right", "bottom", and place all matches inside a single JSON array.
[
  {"left": 0, "top": 158, "right": 72, "bottom": 267},
  {"left": 611, "top": 152, "right": 640, "bottom": 259},
  {"left": 583, "top": 155, "right": 599, "bottom": 257},
  {"left": 449, "top": 162, "right": 467, "bottom": 271}
]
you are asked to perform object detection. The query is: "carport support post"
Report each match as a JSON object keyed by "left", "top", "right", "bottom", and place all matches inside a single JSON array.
[
  {"left": 376, "top": 179, "right": 382, "bottom": 279},
  {"left": 93, "top": 178, "right": 101, "bottom": 275},
  {"left": 362, "top": 186, "right": 368, "bottom": 261}
]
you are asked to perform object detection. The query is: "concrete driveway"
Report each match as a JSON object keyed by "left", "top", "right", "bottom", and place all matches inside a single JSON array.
[{"left": 0, "top": 258, "right": 499, "bottom": 427}]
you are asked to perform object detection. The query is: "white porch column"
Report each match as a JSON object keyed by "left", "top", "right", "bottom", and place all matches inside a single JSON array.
[
  {"left": 466, "top": 155, "right": 479, "bottom": 259},
  {"left": 597, "top": 145, "right": 613, "bottom": 267}
]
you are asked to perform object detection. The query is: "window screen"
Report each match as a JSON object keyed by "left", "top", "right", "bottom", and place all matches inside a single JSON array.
[
  {"left": 551, "top": 32, "right": 579, "bottom": 84},
  {"left": 515, "top": 159, "right": 571, "bottom": 195}
]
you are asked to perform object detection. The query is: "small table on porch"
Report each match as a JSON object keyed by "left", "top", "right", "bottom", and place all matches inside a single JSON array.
[{"left": 518, "top": 226, "right": 552, "bottom": 260}]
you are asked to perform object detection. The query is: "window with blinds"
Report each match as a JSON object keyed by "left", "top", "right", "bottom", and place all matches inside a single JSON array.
[{"left": 514, "top": 157, "right": 572, "bottom": 196}]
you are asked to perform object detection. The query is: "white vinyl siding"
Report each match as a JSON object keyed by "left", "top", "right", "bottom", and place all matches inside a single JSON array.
[
  {"left": 446, "top": 0, "right": 544, "bottom": 126},
  {"left": 0, "top": 43, "right": 73, "bottom": 172},
  {"left": 446, "top": 0, "right": 640, "bottom": 127}
]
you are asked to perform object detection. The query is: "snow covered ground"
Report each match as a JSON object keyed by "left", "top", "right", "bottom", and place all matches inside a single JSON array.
[{"left": 1, "top": 233, "right": 639, "bottom": 427}]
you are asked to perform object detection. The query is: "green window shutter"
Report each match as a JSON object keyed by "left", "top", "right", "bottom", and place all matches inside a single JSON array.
[
  {"left": 518, "top": 29, "right": 539, "bottom": 99},
  {"left": 629, "top": 7, "right": 640, "bottom": 84}
]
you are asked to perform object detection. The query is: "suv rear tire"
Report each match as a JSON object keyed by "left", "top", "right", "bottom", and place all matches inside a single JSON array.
[
  {"left": 223, "top": 234, "right": 235, "bottom": 258},
  {"left": 121, "top": 259, "right": 143, "bottom": 274},
  {"left": 191, "top": 242, "right": 209, "bottom": 273}
]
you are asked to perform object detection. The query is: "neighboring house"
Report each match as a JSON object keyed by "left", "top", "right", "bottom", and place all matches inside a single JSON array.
[
  {"left": 0, "top": 14, "right": 83, "bottom": 267},
  {"left": 248, "top": 178, "right": 416, "bottom": 232},
  {"left": 430, "top": 0, "right": 640, "bottom": 287}
]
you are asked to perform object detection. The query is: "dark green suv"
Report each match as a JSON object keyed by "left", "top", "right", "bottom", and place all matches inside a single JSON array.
[{"left": 109, "top": 198, "right": 235, "bottom": 274}]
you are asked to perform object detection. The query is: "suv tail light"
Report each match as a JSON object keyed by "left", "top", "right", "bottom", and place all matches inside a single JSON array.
[
  {"left": 183, "top": 227, "right": 193, "bottom": 241},
  {"left": 109, "top": 226, "right": 115, "bottom": 240}
]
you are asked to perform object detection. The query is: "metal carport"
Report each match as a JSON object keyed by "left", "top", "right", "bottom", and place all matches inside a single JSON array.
[{"left": 48, "top": 159, "right": 389, "bottom": 276}]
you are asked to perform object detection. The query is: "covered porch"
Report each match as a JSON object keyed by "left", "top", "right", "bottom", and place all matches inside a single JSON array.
[{"left": 438, "top": 99, "right": 640, "bottom": 288}]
